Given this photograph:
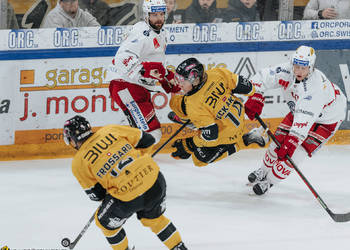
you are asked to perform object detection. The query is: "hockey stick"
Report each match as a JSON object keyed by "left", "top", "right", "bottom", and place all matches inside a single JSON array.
[
  {"left": 152, "top": 120, "right": 191, "bottom": 157},
  {"left": 61, "top": 121, "right": 190, "bottom": 248},
  {"left": 61, "top": 212, "right": 96, "bottom": 249},
  {"left": 255, "top": 113, "right": 350, "bottom": 223}
]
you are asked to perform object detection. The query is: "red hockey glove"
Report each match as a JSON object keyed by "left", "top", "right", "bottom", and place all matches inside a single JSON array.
[
  {"left": 141, "top": 62, "right": 166, "bottom": 80},
  {"left": 159, "top": 70, "right": 181, "bottom": 93},
  {"left": 244, "top": 93, "right": 265, "bottom": 120},
  {"left": 274, "top": 134, "right": 299, "bottom": 161}
]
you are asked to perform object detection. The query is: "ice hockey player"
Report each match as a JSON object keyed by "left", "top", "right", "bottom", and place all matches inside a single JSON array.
[
  {"left": 244, "top": 45, "right": 346, "bottom": 195},
  {"left": 169, "top": 57, "right": 269, "bottom": 167},
  {"left": 63, "top": 115, "right": 188, "bottom": 250},
  {"left": 107, "top": 0, "right": 180, "bottom": 147}
]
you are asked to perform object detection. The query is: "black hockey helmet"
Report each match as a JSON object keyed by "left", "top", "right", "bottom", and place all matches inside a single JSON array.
[
  {"left": 63, "top": 115, "right": 92, "bottom": 149},
  {"left": 175, "top": 57, "right": 205, "bottom": 86}
]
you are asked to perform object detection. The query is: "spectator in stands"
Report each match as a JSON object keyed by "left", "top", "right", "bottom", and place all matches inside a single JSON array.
[
  {"left": 165, "top": 0, "right": 183, "bottom": 24},
  {"left": 303, "top": 0, "right": 350, "bottom": 20},
  {"left": 224, "top": 0, "right": 260, "bottom": 22},
  {"left": 184, "top": 0, "right": 223, "bottom": 23},
  {"left": 42, "top": 0, "right": 99, "bottom": 28},
  {"left": 78, "top": 0, "right": 110, "bottom": 26},
  {"left": 4, "top": 2, "right": 19, "bottom": 29},
  {"left": 257, "top": 0, "right": 279, "bottom": 21}
]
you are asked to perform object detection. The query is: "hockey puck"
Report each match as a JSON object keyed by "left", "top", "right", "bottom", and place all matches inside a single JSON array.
[{"left": 61, "top": 237, "right": 71, "bottom": 248}]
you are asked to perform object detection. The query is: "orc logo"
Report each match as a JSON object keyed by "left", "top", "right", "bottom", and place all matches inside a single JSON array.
[
  {"left": 234, "top": 57, "right": 256, "bottom": 79},
  {"left": 21, "top": 0, "right": 51, "bottom": 29}
]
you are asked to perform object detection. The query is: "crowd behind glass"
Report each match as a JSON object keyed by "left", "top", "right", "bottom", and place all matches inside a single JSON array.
[{"left": 1, "top": 0, "right": 349, "bottom": 30}]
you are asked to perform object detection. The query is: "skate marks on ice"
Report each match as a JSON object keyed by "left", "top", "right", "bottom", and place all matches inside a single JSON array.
[{"left": 0, "top": 145, "right": 349, "bottom": 249}]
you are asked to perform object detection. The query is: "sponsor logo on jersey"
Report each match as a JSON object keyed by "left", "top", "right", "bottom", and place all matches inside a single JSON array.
[
  {"left": 274, "top": 162, "right": 292, "bottom": 177},
  {"left": 276, "top": 67, "right": 290, "bottom": 74},
  {"left": 143, "top": 30, "right": 150, "bottom": 36},
  {"left": 114, "top": 164, "right": 155, "bottom": 195},
  {"left": 287, "top": 100, "right": 295, "bottom": 113},
  {"left": 84, "top": 133, "right": 118, "bottom": 164},
  {"left": 304, "top": 95, "right": 312, "bottom": 101},
  {"left": 96, "top": 144, "right": 132, "bottom": 178},
  {"left": 295, "top": 109, "right": 314, "bottom": 116},
  {"left": 293, "top": 121, "right": 308, "bottom": 128},
  {"left": 205, "top": 82, "right": 226, "bottom": 109}
]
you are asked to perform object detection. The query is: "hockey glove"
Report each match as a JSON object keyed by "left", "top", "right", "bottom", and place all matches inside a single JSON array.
[
  {"left": 159, "top": 70, "right": 181, "bottom": 93},
  {"left": 141, "top": 62, "right": 166, "bottom": 80},
  {"left": 274, "top": 134, "right": 299, "bottom": 161},
  {"left": 244, "top": 93, "right": 265, "bottom": 120},
  {"left": 171, "top": 138, "right": 194, "bottom": 160},
  {"left": 168, "top": 111, "right": 197, "bottom": 130}
]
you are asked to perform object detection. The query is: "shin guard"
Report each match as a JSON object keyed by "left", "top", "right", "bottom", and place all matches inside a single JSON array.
[
  {"left": 141, "top": 215, "right": 182, "bottom": 249},
  {"left": 95, "top": 213, "right": 128, "bottom": 250}
]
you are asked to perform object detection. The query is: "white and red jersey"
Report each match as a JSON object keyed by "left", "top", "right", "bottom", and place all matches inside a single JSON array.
[
  {"left": 106, "top": 21, "right": 167, "bottom": 91},
  {"left": 250, "top": 62, "right": 346, "bottom": 141}
]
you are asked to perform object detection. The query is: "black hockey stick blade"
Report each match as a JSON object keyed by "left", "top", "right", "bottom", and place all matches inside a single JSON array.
[
  {"left": 324, "top": 204, "right": 350, "bottom": 222},
  {"left": 152, "top": 119, "right": 191, "bottom": 157},
  {"left": 255, "top": 113, "right": 350, "bottom": 223}
]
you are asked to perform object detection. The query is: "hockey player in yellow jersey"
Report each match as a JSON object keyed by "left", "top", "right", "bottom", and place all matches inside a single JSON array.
[
  {"left": 169, "top": 57, "right": 268, "bottom": 167},
  {"left": 63, "top": 115, "right": 188, "bottom": 250}
]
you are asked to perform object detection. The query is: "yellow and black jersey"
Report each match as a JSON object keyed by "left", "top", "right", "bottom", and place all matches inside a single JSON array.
[
  {"left": 170, "top": 68, "right": 255, "bottom": 148},
  {"left": 71, "top": 125, "right": 160, "bottom": 202}
]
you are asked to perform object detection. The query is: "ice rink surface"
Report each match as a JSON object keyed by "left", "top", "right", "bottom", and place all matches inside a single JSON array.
[{"left": 1, "top": 145, "right": 349, "bottom": 250}]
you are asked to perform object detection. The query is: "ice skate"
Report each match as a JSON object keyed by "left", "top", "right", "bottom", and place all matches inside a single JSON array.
[
  {"left": 252, "top": 180, "right": 273, "bottom": 195},
  {"left": 243, "top": 126, "right": 269, "bottom": 147},
  {"left": 248, "top": 167, "right": 267, "bottom": 184},
  {"left": 172, "top": 242, "right": 188, "bottom": 250}
]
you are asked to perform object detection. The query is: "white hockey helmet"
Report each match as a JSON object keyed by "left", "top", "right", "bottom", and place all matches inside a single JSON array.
[
  {"left": 143, "top": 0, "right": 167, "bottom": 24},
  {"left": 292, "top": 45, "right": 316, "bottom": 73}
]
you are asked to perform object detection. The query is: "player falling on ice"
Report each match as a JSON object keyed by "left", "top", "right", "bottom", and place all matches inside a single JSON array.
[
  {"left": 168, "top": 57, "right": 269, "bottom": 167},
  {"left": 244, "top": 45, "right": 346, "bottom": 195}
]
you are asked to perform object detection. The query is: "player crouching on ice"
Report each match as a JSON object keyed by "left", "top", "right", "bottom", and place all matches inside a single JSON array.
[
  {"left": 168, "top": 57, "right": 269, "bottom": 167},
  {"left": 63, "top": 115, "right": 188, "bottom": 250},
  {"left": 244, "top": 45, "right": 346, "bottom": 195}
]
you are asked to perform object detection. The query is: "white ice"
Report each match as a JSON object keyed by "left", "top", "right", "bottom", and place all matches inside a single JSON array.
[{"left": 1, "top": 145, "right": 350, "bottom": 250}]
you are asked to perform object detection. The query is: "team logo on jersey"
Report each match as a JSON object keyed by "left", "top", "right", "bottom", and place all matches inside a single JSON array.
[
  {"left": 153, "top": 38, "right": 160, "bottom": 48},
  {"left": 122, "top": 56, "right": 133, "bottom": 67},
  {"left": 143, "top": 30, "right": 150, "bottom": 36}
]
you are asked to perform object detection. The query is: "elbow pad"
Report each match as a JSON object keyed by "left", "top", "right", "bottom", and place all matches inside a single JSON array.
[
  {"left": 85, "top": 183, "right": 106, "bottom": 201},
  {"left": 135, "top": 131, "right": 156, "bottom": 148},
  {"left": 201, "top": 123, "right": 219, "bottom": 141},
  {"left": 232, "top": 76, "right": 254, "bottom": 95}
]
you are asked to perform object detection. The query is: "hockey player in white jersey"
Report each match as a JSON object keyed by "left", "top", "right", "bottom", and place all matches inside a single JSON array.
[
  {"left": 107, "top": 0, "right": 180, "bottom": 145},
  {"left": 244, "top": 45, "right": 347, "bottom": 195}
]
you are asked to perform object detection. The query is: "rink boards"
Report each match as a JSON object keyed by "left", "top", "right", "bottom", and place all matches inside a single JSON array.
[{"left": 0, "top": 20, "right": 350, "bottom": 160}]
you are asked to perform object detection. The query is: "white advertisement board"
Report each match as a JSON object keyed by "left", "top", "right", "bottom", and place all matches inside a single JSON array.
[{"left": 0, "top": 20, "right": 349, "bottom": 146}]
